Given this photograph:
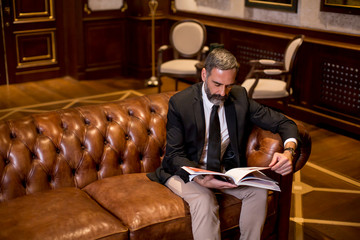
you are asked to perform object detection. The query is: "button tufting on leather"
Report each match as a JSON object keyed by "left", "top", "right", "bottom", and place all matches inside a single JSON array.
[
  {"left": 106, "top": 115, "right": 112, "bottom": 122},
  {"left": 60, "top": 122, "right": 67, "bottom": 130},
  {"left": 10, "top": 132, "right": 16, "bottom": 139},
  {"left": 22, "top": 179, "right": 26, "bottom": 188}
]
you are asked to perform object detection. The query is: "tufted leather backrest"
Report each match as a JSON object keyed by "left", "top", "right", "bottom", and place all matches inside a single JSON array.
[
  {"left": 0, "top": 92, "right": 174, "bottom": 202},
  {"left": 0, "top": 92, "right": 311, "bottom": 202}
]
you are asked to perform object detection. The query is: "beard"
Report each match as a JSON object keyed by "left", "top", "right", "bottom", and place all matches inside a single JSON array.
[{"left": 204, "top": 80, "right": 228, "bottom": 105}]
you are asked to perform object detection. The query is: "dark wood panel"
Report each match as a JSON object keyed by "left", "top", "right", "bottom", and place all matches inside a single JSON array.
[
  {"left": 0, "top": 17, "right": 6, "bottom": 85},
  {"left": 127, "top": 0, "right": 170, "bottom": 17},
  {"left": 82, "top": 20, "right": 126, "bottom": 79},
  {"left": 13, "top": 0, "right": 54, "bottom": 22},
  {"left": 168, "top": 10, "right": 360, "bottom": 48},
  {"left": 2, "top": 0, "right": 64, "bottom": 84},
  {"left": 312, "top": 45, "right": 360, "bottom": 120},
  {"left": 75, "top": 0, "right": 128, "bottom": 79},
  {"left": 15, "top": 29, "right": 57, "bottom": 68},
  {"left": 85, "top": 21, "right": 125, "bottom": 67},
  {"left": 228, "top": 32, "right": 288, "bottom": 83},
  {"left": 126, "top": 18, "right": 169, "bottom": 79}
]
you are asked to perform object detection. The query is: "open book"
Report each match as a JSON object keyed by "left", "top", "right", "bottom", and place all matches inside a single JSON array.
[{"left": 181, "top": 166, "right": 280, "bottom": 192}]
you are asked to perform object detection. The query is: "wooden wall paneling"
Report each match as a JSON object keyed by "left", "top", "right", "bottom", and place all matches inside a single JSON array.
[
  {"left": 127, "top": 0, "right": 170, "bottom": 17},
  {"left": 126, "top": 17, "right": 169, "bottom": 79},
  {"left": 77, "top": 0, "right": 127, "bottom": 80},
  {"left": 311, "top": 44, "right": 360, "bottom": 123},
  {"left": 228, "top": 31, "right": 288, "bottom": 83},
  {"left": 61, "top": 0, "right": 82, "bottom": 79},
  {"left": 0, "top": 10, "right": 6, "bottom": 85},
  {"left": 126, "top": 18, "right": 151, "bottom": 78},
  {"left": 2, "top": 0, "right": 65, "bottom": 84},
  {"left": 290, "top": 41, "right": 312, "bottom": 106},
  {"left": 168, "top": 11, "right": 360, "bottom": 135},
  {"left": 288, "top": 41, "right": 360, "bottom": 135},
  {"left": 206, "top": 25, "right": 227, "bottom": 48},
  {"left": 83, "top": 19, "right": 126, "bottom": 79}
]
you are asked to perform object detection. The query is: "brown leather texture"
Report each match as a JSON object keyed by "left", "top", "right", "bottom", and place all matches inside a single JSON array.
[
  {"left": 84, "top": 173, "right": 193, "bottom": 239},
  {"left": 0, "top": 92, "right": 311, "bottom": 240},
  {"left": 0, "top": 187, "right": 128, "bottom": 240},
  {"left": 0, "top": 92, "right": 173, "bottom": 202},
  {"left": 246, "top": 118, "right": 311, "bottom": 172}
]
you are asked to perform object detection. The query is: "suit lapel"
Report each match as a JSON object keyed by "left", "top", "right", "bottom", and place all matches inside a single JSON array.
[
  {"left": 225, "top": 98, "right": 241, "bottom": 166},
  {"left": 193, "top": 85, "right": 205, "bottom": 162}
]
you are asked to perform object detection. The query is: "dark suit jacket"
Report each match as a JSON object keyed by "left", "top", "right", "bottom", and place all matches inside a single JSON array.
[{"left": 147, "top": 83, "right": 299, "bottom": 184}]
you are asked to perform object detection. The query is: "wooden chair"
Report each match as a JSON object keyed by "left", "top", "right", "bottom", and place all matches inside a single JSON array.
[
  {"left": 241, "top": 35, "right": 305, "bottom": 107},
  {"left": 157, "top": 19, "right": 208, "bottom": 92}
]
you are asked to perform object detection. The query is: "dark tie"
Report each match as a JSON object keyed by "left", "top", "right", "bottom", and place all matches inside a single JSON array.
[{"left": 207, "top": 105, "right": 221, "bottom": 172}]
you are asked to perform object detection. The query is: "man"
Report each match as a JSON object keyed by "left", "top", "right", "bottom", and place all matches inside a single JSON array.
[{"left": 148, "top": 48, "right": 299, "bottom": 240}]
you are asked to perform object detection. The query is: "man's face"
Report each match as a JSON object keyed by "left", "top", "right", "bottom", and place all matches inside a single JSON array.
[{"left": 202, "top": 68, "right": 237, "bottom": 105}]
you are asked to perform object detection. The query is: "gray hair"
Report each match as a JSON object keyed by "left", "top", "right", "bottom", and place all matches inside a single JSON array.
[{"left": 204, "top": 48, "right": 239, "bottom": 78}]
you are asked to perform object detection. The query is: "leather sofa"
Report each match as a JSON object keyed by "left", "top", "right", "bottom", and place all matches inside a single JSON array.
[{"left": 0, "top": 92, "right": 311, "bottom": 240}]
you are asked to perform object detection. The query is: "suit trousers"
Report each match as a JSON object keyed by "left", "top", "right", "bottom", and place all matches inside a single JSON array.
[{"left": 165, "top": 175, "right": 268, "bottom": 240}]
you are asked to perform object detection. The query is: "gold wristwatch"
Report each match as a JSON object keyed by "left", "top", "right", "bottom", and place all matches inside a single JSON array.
[{"left": 284, "top": 147, "right": 296, "bottom": 157}]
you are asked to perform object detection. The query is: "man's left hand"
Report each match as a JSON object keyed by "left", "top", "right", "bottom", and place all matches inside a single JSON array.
[{"left": 269, "top": 151, "right": 293, "bottom": 176}]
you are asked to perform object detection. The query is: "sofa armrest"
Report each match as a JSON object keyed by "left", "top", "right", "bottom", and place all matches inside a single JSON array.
[
  {"left": 293, "top": 120, "right": 311, "bottom": 172},
  {"left": 246, "top": 119, "right": 311, "bottom": 172}
]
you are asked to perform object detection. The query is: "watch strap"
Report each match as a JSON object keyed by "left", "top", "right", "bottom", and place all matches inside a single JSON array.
[{"left": 284, "top": 147, "right": 296, "bottom": 157}]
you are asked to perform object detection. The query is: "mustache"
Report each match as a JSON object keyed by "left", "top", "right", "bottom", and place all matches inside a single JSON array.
[{"left": 209, "top": 94, "right": 227, "bottom": 102}]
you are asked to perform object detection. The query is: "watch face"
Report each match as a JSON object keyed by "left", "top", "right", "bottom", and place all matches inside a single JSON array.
[{"left": 285, "top": 148, "right": 295, "bottom": 156}]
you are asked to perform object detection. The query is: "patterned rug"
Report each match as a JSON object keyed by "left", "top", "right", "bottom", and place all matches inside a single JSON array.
[{"left": 0, "top": 90, "right": 144, "bottom": 121}]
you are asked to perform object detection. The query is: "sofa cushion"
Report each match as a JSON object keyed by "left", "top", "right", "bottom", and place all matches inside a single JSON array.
[
  {"left": 0, "top": 188, "right": 128, "bottom": 240},
  {"left": 83, "top": 173, "right": 193, "bottom": 240}
]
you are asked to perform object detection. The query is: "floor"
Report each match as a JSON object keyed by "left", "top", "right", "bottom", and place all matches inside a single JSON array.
[
  {"left": 0, "top": 77, "right": 359, "bottom": 240},
  {"left": 289, "top": 123, "right": 360, "bottom": 240}
]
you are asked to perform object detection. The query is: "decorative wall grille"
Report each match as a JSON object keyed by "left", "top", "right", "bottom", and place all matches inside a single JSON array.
[
  {"left": 320, "top": 61, "right": 360, "bottom": 117},
  {"left": 236, "top": 45, "right": 283, "bottom": 67},
  {"left": 235, "top": 45, "right": 283, "bottom": 82}
]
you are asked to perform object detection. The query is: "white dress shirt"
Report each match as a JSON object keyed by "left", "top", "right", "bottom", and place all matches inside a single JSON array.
[
  {"left": 198, "top": 84, "right": 230, "bottom": 169},
  {"left": 198, "top": 84, "right": 297, "bottom": 171}
]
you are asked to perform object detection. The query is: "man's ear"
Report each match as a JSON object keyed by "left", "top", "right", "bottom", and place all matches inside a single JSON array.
[{"left": 201, "top": 68, "right": 206, "bottom": 82}]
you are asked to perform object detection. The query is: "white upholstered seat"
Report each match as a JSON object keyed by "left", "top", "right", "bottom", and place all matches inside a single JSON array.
[
  {"left": 241, "top": 35, "right": 304, "bottom": 105},
  {"left": 157, "top": 19, "right": 208, "bottom": 92}
]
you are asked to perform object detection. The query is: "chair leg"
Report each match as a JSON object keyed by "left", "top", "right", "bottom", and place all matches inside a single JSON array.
[{"left": 175, "top": 79, "right": 178, "bottom": 91}]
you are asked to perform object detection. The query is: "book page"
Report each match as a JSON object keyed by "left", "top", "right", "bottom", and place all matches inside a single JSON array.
[{"left": 225, "top": 167, "right": 270, "bottom": 183}]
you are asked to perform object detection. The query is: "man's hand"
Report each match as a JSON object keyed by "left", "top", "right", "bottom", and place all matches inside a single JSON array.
[
  {"left": 269, "top": 151, "right": 293, "bottom": 176},
  {"left": 194, "top": 175, "right": 237, "bottom": 189}
]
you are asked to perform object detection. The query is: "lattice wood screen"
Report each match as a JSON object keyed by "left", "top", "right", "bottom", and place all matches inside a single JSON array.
[{"left": 320, "top": 61, "right": 360, "bottom": 117}]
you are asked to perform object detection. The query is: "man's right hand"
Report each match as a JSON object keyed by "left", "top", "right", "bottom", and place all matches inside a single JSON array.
[{"left": 194, "top": 175, "right": 237, "bottom": 189}]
